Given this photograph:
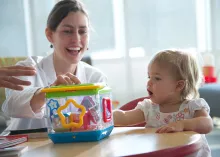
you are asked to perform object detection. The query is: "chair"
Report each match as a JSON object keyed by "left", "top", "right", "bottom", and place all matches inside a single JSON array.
[
  {"left": 199, "top": 83, "right": 220, "bottom": 118},
  {"left": 119, "top": 97, "right": 148, "bottom": 127},
  {"left": 81, "top": 56, "right": 92, "bottom": 65}
]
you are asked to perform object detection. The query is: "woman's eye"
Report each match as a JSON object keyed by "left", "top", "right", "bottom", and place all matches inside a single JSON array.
[
  {"left": 79, "top": 30, "right": 87, "bottom": 35},
  {"left": 63, "top": 30, "right": 72, "bottom": 34}
]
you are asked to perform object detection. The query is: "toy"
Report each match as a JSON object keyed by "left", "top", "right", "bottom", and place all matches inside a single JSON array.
[{"left": 41, "top": 83, "right": 114, "bottom": 143}]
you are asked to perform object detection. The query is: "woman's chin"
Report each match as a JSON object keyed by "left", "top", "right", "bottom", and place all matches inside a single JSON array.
[{"left": 65, "top": 52, "right": 82, "bottom": 63}]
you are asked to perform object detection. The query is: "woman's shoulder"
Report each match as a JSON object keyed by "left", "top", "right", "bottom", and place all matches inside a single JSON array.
[
  {"left": 78, "top": 61, "right": 106, "bottom": 76},
  {"left": 16, "top": 56, "right": 44, "bottom": 67},
  {"left": 78, "top": 61, "right": 108, "bottom": 83}
]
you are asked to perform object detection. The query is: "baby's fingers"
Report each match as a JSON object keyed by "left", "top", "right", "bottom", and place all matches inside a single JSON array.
[
  {"left": 156, "top": 126, "right": 165, "bottom": 133},
  {"left": 162, "top": 127, "right": 175, "bottom": 133},
  {"left": 156, "top": 126, "right": 173, "bottom": 133}
]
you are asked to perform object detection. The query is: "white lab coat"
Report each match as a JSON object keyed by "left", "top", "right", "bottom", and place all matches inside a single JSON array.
[{"left": 2, "top": 53, "right": 107, "bottom": 130}]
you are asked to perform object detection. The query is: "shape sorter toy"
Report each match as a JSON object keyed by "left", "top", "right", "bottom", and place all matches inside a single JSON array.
[{"left": 41, "top": 83, "right": 114, "bottom": 143}]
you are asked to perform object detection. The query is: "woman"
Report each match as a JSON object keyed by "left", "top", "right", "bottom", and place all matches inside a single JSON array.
[
  {"left": 2, "top": 0, "right": 107, "bottom": 131},
  {"left": 0, "top": 66, "right": 36, "bottom": 90}
]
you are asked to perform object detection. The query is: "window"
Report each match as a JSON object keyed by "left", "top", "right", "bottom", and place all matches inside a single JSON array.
[
  {"left": 30, "top": 0, "right": 54, "bottom": 56},
  {"left": 0, "top": 0, "right": 27, "bottom": 57},
  {"left": 125, "top": 0, "right": 197, "bottom": 56},
  {"left": 81, "top": 0, "right": 116, "bottom": 58},
  {"left": 211, "top": 0, "right": 220, "bottom": 51}
]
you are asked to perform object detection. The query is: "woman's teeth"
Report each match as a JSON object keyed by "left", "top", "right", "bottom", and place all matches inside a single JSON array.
[
  {"left": 66, "top": 47, "right": 81, "bottom": 54},
  {"left": 67, "top": 47, "right": 80, "bottom": 51}
]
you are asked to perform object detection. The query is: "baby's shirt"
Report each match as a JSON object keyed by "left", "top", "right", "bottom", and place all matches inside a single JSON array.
[
  {"left": 135, "top": 98, "right": 211, "bottom": 157},
  {"left": 135, "top": 98, "right": 210, "bottom": 128}
]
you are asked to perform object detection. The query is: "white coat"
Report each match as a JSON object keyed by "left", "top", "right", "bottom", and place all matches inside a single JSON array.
[{"left": 2, "top": 54, "right": 107, "bottom": 130}]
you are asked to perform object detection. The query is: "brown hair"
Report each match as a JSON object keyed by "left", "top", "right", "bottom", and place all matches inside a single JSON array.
[{"left": 47, "top": 0, "right": 89, "bottom": 31}]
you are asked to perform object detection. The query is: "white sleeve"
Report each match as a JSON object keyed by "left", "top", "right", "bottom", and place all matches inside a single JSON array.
[
  {"left": 135, "top": 99, "right": 152, "bottom": 117},
  {"left": 1, "top": 58, "right": 45, "bottom": 118},
  {"left": 87, "top": 69, "right": 108, "bottom": 84},
  {"left": 79, "top": 62, "right": 108, "bottom": 84},
  {"left": 189, "top": 98, "right": 210, "bottom": 117},
  {"left": 2, "top": 87, "right": 43, "bottom": 118}
]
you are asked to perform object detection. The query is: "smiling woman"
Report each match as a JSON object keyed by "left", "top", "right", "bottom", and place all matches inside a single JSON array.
[
  {"left": 47, "top": 11, "right": 89, "bottom": 70},
  {"left": 1, "top": 0, "right": 108, "bottom": 131}
]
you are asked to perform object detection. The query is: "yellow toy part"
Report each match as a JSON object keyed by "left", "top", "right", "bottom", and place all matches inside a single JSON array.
[
  {"left": 57, "top": 99, "right": 86, "bottom": 129},
  {"left": 41, "top": 83, "right": 105, "bottom": 93}
]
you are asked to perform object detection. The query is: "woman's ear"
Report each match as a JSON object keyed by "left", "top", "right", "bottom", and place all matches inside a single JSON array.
[
  {"left": 45, "top": 27, "right": 53, "bottom": 43},
  {"left": 176, "top": 80, "right": 185, "bottom": 92}
]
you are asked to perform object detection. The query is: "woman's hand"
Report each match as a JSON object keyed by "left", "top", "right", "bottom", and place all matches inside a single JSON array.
[
  {"left": 0, "top": 65, "right": 36, "bottom": 90},
  {"left": 51, "top": 72, "right": 81, "bottom": 86},
  {"left": 156, "top": 121, "right": 184, "bottom": 133}
]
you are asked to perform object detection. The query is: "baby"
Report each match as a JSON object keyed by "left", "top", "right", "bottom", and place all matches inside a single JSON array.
[{"left": 114, "top": 49, "right": 213, "bottom": 156}]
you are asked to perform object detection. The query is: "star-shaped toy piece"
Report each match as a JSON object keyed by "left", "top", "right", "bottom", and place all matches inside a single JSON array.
[{"left": 57, "top": 99, "right": 86, "bottom": 128}]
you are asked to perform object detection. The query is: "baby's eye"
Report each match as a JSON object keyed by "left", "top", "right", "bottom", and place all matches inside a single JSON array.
[{"left": 155, "top": 77, "right": 161, "bottom": 81}]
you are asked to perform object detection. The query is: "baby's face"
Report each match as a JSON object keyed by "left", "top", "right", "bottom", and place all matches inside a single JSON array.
[{"left": 147, "top": 62, "right": 180, "bottom": 105}]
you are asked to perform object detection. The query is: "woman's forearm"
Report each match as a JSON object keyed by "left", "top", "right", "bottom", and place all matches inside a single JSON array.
[
  {"left": 183, "top": 117, "right": 213, "bottom": 134},
  {"left": 30, "top": 90, "right": 46, "bottom": 113}
]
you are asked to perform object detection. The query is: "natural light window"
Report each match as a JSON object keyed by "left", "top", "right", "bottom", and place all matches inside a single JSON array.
[{"left": 129, "top": 47, "right": 145, "bottom": 58}]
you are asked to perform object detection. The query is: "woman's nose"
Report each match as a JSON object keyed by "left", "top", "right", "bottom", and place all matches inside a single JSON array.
[{"left": 71, "top": 32, "right": 80, "bottom": 42}]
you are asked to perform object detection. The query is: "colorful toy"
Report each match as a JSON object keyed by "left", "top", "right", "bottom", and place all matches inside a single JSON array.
[{"left": 41, "top": 83, "right": 114, "bottom": 143}]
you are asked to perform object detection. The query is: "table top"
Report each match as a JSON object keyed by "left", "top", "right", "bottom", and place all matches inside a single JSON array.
[{"left": 20, "top": 127, "right": 202, "bottom": 157}]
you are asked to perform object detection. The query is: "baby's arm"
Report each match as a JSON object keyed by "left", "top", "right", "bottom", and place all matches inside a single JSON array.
[
  {"left": 182, "top": 109, "right": 213, "bottom": 134},
  {"left": 113, "top": 109, "right": 145, "bottom": 126},
  {"left": 156, "top": 109, "right": 213, "bottom": 134}
]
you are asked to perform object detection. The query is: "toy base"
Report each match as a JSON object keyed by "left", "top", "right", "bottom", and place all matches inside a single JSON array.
[{"left": 48, "top": 126, "right": 114, "bottom": 143}]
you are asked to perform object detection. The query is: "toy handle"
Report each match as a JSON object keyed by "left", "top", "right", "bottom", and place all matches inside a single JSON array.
[{"left": 102, "top": 98, "right": 112, "bottom": 123}]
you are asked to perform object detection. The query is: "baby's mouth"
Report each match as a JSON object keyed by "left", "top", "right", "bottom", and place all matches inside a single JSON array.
[{"left": 147, "top": 89, "right": 153, "bottom": 98}]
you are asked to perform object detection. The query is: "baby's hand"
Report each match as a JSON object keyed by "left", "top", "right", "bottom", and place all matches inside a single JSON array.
[{"left": 156, "top": 121, "right": 184, "bottom": 133}]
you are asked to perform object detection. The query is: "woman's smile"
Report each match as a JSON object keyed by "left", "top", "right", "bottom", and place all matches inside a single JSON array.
[{"left": 66, "top": 47, "right": 82, "bottom": 56}]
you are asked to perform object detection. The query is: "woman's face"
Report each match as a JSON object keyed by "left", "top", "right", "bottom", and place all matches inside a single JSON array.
[{"left": 49, "top": 11, "right": 89, "bottom": 64}]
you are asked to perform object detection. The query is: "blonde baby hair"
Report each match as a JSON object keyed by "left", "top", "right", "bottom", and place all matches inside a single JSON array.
[{"left": 149, "top": 49, "right": 203, "bottom": 100}]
